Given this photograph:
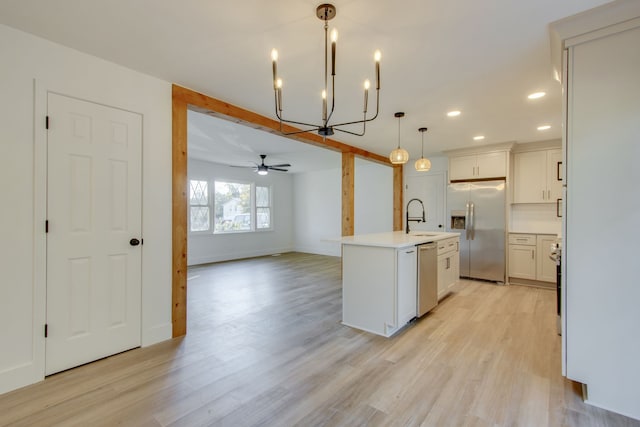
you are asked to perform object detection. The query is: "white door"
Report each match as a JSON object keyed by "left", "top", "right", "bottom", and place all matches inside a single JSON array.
[
  {"left": 46, "top": 93, "right": 142, "bottom": 375},
  {"left": 405, "top": 173, "right": 445, "bottom": 232}
]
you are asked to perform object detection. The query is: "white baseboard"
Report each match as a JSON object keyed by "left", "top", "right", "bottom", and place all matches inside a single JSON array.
[{"left": 142, "top": 322, "right": 172, "bottom": 347}]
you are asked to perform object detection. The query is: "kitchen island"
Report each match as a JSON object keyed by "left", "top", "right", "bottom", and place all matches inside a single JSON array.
[{"left": 341, "top": 231, "right": 460, "bottom": 337}]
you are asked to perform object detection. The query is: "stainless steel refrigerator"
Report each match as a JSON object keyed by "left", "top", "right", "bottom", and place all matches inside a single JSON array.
[{"left": 446, "top": 181, "right": 505, "bottom": 283}]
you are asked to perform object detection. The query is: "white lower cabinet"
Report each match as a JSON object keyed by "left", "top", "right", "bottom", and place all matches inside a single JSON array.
[
  {"left": 508, "top": 233, "right": 556, "bottom": 283},
  {"left": 397, "top": 247, "right": 418, "bottom": 328},
  {"left": 437, "top": 237, "right": 459, "bottom": 299},
  {"left": 342, "top": 244, "right": 417, "bottom": 337},
  {"left": 536, "top": 235, "right": 557, "bottom": 282},
  {"left": 508, "top": 244, "right": 537, "bottom": 280}
]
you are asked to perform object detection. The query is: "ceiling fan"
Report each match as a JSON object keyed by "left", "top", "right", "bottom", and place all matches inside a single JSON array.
[{"left": 231, "top": 154, "right": 291, "bottom": 175}]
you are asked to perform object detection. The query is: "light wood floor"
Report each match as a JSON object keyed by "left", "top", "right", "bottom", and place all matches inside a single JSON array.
[{"left": 1, "top": 252, "right": 638, "bottom": 427}]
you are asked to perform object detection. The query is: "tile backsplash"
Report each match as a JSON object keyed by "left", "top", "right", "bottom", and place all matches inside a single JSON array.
[{"left": 510, "top": 203, "right": 561, "bottom": 235}]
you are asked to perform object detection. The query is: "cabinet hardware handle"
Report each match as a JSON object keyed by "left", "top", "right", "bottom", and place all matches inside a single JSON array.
[
  {"left": 405, "top": 250, "right": 415, "bottom": 254},
  {"left": 447, "top": 258, "right": 450, "bottom": 269},
  {"left": 542, "top": 190, "right": 546, "bottom": 200},
  {"left": 557, "top": 161, "right": 562, "bottom": 181},
  {"left": 556, "top": 198, "right": 562, "bottom": 218},
  {"left": 532, "top": 250, "right": 535, "bottom": 259}
]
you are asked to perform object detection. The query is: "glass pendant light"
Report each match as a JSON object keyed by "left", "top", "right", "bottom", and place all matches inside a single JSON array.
[
  {"left": 414, "top": 127, "right": 432, "bottom": 171},
  {"left": 389, "top": 112, "right": 409, "bottom": 164}
]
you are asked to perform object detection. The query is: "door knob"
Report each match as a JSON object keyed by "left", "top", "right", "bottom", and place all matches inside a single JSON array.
[{"left": 129, "top": 238, "right": 140, "bottom": 246}]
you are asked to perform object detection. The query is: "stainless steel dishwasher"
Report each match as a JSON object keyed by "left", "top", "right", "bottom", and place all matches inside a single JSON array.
[{"left": 417, "top": 243, "right": 438, "bottom": 316}]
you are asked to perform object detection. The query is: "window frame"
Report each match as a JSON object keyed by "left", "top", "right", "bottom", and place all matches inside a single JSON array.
[
  {"left": 213, "top": 179, "right": 253, "bottom": 234},
  {"left": 188, "top": 178, "right": 212, "bottom": 234},
  {"left": 255, "top": 184, "right": 273, "bottom": 231},
  {"left": 187, "top": 179, "right": 273, "bottom": 235}
]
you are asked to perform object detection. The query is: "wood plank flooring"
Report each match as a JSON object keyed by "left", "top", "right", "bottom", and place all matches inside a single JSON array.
[{"left": 1, "top": 252, "right": 638, "bottom": 426}]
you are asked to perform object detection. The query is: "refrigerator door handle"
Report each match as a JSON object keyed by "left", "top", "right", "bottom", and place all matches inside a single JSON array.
[
  {"left": 469, "top": 202, "right": 475, "bottom": 240},
  {"left": 465, "top": 202, "right": 470, "bottom": 240}
]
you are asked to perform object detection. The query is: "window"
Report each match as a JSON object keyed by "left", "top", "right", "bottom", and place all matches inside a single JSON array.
[
  {"left": 214, "top": 181, "right": 252, "bottom": 233},
  {"left": 189, "top": 180, "right": 210, "bottom": 232},
  {"left": 256, "top": 186, "right": 271, "bottom": 229},
  {"left": 190, "top": 178, "right": 272, "bottom": 234}
]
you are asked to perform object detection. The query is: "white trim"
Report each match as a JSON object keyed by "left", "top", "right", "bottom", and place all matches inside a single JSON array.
[
  {"left": 188, "top": 246, "right": 295, "bottom": 266},
  {"left": 141, "top": 322, "right": 172, "bottom": 347},
  {"left": 511, "top": 139, "right": 562, "bottom": 153},
  {"left": 565, "top": 16, "right": 640, "bottom": 47},
  {"left": 442, "top": 141, "right": 515, "bottom": 157},
  {"left": 549, "top": 0, "right": 640, "bottom": 81}
]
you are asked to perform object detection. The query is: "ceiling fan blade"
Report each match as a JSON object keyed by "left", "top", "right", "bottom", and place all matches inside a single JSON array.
[
  {"left": 229, "top": 161, "right": 259, "bottom": 168},
  {"left": 267, "top": 163, "right": 291, "bottom": 168},
  {"left": 268, "top": 167, "right": 289, "bottom": 172}
]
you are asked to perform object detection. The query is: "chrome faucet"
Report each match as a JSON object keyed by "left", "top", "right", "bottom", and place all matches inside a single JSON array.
[{"left": 406, "top": 198, "right": 426, "bottom": 234}]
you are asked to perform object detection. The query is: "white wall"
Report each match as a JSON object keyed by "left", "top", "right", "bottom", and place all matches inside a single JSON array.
[
  {"left": 354, "top": 158, "right": 393, "bottom": 234},
  {"left": 187, "top": 159, "right": 294, "bottom": 264},
  {"left": 293, "top": 167, "right": 342, "bottom": 256},
  {"left": 0, "top": 24, "right": 172, "bottom": 394},
  {"left": 408, "top": 155, "right": 449, "bottom": 175},
  {"left": 404, "top": 156, "right": 449, "bottom": 232},
  {"left": 509, "top": 204, "right": 561, "bottom": 234}
]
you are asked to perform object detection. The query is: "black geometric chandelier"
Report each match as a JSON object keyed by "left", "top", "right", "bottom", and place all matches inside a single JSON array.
[{"left": 271, "top": 3, "right": 381, "bottom": 137}]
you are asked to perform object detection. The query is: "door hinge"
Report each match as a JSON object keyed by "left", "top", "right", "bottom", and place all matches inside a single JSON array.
[
  {"left": 45, "top": 220, "right": 49, "bottom": 233},
  {"left": 45, "top": 116, "right": 49, "bottom": 130},
  {"left": 44, "top": 324, "right": 48, "bottom": 338}
]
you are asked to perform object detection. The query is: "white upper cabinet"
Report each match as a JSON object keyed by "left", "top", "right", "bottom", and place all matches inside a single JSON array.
[
  {"left": 513, "top": 148, "right": 562, "bottom": 203},
  {"left": 449, "top": 151, "right": 507, "bottom": 181},
  {"left": 546, "top": 149, "right": 563, "bottom": 201}
]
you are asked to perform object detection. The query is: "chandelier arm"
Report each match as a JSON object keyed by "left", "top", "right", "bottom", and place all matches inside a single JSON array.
[
  {"left": 326, "top": 74, "right": 336, "bottom": 124},
  {"left": 279, "top": 127, "right": 322, "bottom": 136},
  {"left": 274, "top": 98, "right": 319, "bottom": 128},
  {"left": 335, "top": 128, "right": 365, "bottom": 136},
  {"left": 276, "top": 115, "right": 322, "bottom": 129},
  {"left": 334, "top": 117, "right": 367, "bottom": 136},
  {"left": 274, "top": 91, "right": 281, "bottom": 117},
  {"left": 330, "top": 89, "right": 380, "bottom": 128}
]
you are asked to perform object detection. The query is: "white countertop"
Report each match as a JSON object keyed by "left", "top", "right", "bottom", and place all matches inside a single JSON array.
[{"left": 340, "top": 231, "right": 460, "bottom": 249}]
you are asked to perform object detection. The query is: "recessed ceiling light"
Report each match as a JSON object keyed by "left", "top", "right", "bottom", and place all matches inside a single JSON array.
[
  {"left": 447, "top": 110, "right": 461, "bottom": 117},
  {"left": 537, "top": 125, "right": 551, "bottom": 131},
  {"left": 528, "top": 92, "right": 546, "bottom": 99},
  {"left": 473, "top": 135, "right": 485, "bottom": 141}
]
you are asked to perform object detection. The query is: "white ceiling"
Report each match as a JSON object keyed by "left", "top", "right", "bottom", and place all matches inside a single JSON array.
[
  {"left": 0, "top": 0, "right": 613, "bottom": 166},
  {"left": 188, "top": 110, "right": 340, "bottom": 173}
]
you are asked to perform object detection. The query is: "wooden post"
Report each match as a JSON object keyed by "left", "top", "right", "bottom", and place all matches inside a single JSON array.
[
  {"left": 393, "top": 165, "right": 403, "bottom": 231},
  {"left": 342, "top": 152, "right": 355, "bottom": 236},
  {"left": 172, "top": 88, "right": 188, "bottom": 337}
]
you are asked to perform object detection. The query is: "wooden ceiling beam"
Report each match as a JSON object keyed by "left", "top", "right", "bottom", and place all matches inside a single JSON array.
[{"left": 173, "top": 85, "right": 392, "bottom": 166}]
